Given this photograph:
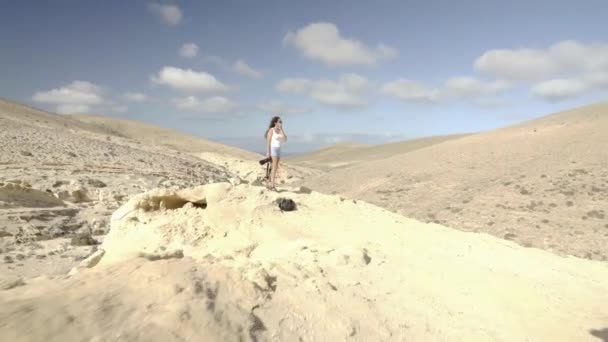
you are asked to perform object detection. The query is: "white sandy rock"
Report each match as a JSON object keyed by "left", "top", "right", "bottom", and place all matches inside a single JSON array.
[{"left": 42, "top": 182, "right": 603, "bottom": 341}]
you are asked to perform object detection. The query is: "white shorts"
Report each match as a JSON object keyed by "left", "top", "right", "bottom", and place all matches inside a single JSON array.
[{"left": 270, "top": 145, "right": 281, "bottom": 157}]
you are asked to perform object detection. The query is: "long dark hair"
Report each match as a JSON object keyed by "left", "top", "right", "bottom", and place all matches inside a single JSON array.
[{"left": 264, "top": 116, "right": 280, "bottom": 138}]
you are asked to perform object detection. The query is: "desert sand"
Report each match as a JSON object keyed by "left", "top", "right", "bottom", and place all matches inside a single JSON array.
[
  {"left": 0, "top": 99, "right": 312, "bottom": 279},
  {"left": 1, "top": 99, "right": 608, "bottom": 341},
  {"left": 287, "top": 134, "right": 469, "bottom": 170},
  {"left": 299, "top": 102, "right": 608, "bottom": 261}
]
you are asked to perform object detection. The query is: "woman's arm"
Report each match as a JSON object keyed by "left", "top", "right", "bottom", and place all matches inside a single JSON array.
[
  {"left": 281, "top": 128, "right": 287, "bottom": 142},
  {"left": 266, "top": 129, "right": 272, "bottom": 156}
]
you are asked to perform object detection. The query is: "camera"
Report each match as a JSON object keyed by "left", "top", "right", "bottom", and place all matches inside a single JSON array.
[{"left": 259, "top": 157, "right": 272, "bottom": 165}]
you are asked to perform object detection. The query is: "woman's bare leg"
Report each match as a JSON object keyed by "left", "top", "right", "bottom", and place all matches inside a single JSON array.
[{"left": 270, "top": 157, "right": 279, "bottom": 189}]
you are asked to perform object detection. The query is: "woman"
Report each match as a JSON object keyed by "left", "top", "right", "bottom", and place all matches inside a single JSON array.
[{"left": 265, "top": 116, "right": 287, "bottom": 190}]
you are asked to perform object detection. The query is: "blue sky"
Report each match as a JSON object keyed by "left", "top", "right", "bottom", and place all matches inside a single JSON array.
[{"left": 1, "top": 0, "right": 607, "bottom": 154}]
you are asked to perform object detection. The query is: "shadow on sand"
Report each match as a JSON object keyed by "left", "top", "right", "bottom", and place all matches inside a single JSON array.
[{"left": 590, "top": 328, "right": 608, "bottom": 342}]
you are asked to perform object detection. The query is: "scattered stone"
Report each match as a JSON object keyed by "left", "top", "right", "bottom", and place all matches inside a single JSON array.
[
  {"left": 29, "top": 242, "right": 44, "bottom": 250},
  {"left": 251, "top": 178, "right": 265, "bottom": 187},
  {"left": 52, "top": 180, "right": 68, "bottom": 188},
  {"left": 72, "top": 255, "right": 86, "bottom": 262},
  {"left": 68, "top": 267, "right": 79, "bottom": 277},
  {"left": 71, "top": 233, "right": 99, "bottom": 246},
  {"left": 138, "top": 249, "right": 184, "bottom": 261},
  {"left": 297, "top": 186, "right": 313, "bottom": 194},
  {"left": 20, "top": 151, "right": 33, "bottom": 157},
  {"left": 362, "top": 249, "right": 372, "bottom": 265},
  {"left": 277, "top": 198, "right": 297, "bottom": 212},
  {"left": 587, "top": 210, "right": 605, "bottom": 219},
  {"left": 78, "top": 249, "right": 105, "bottom": 268},
  {"left": 0, "top": 276, "right": 25, "bottom": 290},
  {"left": 87, "top": 179, "right": 107, "bottom": 188}
]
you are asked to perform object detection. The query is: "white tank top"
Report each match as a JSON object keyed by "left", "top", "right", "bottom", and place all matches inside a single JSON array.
[{"left": 270, "top": 129, "right": 284, "bottom": 148}]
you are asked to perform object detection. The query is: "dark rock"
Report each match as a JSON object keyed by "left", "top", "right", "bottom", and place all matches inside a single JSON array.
[
  {"left": 296, "top": 186, "right": 313, "bottom": 194},
  {"left": 70, "top": 234, "right": 99, "bottom": 246},
  {"left": 276, "top": 198, "right": 297, "bottom": 212},
  {"left": 87, "top": 179, "right": 107, "bottom": 188}
]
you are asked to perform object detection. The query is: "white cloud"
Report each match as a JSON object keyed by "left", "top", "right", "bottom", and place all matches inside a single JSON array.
[
  {"left": 258, "top": 100, "right": 309, "bottom": 115},
  {"left": 32, "top": 81, "right": 105, "bottom": 114},
  {"left": 340, "top": 73, "right": 369, "bottom": 91},
  {"left": 442, "top": 76, "right": 510, "bottom": 98},
  {"left": 172, "top": 96, "right": 237, "bottom": 113},
  {"left": 474, "top": 49, "right": 558, "bottom": 81},
  {"left": 123, "top": 92, "right": 148, "bottom": 102},
  {"left": 110, "top": 105, "right": 128, "bottom": 113},
  {"left": 148, "top": 4, "right": 182, "bottom": 25},
  {"left": 172, "top": 96, "right": 201, "bottom": 111},
  {"left": 203, "top": 55, "right": 228, "bottom": 67},
  {"left": 309, "top": 83, "right": 366, "bottom": 108},
  {"left": 585, "top": 72, "right": 608, "bottom": 88},
  {"left": 276, "top": 73, "right": 370, "bottom": 109},
  {"left": 471, "top": 98, "right": 508, "bottom": 108},
  {"left": 151, "top": 66, "right": 228, "bottom": 93},
  {"left": 475, "top": 40, "right": 608, "bottom": 81},
  {"left": 276, "top": 78, "right": 311, "bottom": 93},
  {"left": 299, "top": 133, "right": 314, "bottom": 143},
  {"left": 172, "top": 96, "right": 200, "bottom": 111},
  {"left": 283, "top": 22, "right": 397, "bottom": 66},
  {"left": 380, "top": 76, "right": 510, "bottom": 104},
  {"left": 531, "top": 79, "right": 587, "bottom": 101},
  {"left": 179, "top": 43, "right": 198, "bottom": 58},
  {"left": 33, "top": 81, "right": 103, "bottom": 105},
  {"left": 233, "top": 60, "right": 262, "bottom": 78},
  {"left": 475, "top": 40, "right": 608, "bottom": 101},
  {"left": 324, "top": 136, "right": 344, "bottom": 144},
  {"left": 56, "top": 104, "right": 91, "bottom": 114},
  {"left": 380, "top": 79, "right": 439, "bottom": 103}
]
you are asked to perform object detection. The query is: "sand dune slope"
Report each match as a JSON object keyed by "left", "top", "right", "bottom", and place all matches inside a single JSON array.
[
  {"left": 302, "top": 103, "right": 608, "bottom": 260},
  {"left": 287, "top": 142, "right": 369, "bottom": 168},
  {"left": 0, "top": 98, "right": 122, "bottom": 136},
  {"left": 1, "top": 183, "right": 607, "bottom": 341},
  {"left": 0, "top": 100, "right": 258, "bottom": 279},
  {"left": 1, "top": 98, "right": 319, "bottom": 280},
  {"left": 74, "top": 114, "right": 260, "bottom": 160},
  {"left": 288, "top": 134, "right": 470, "bottom": 170}
]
